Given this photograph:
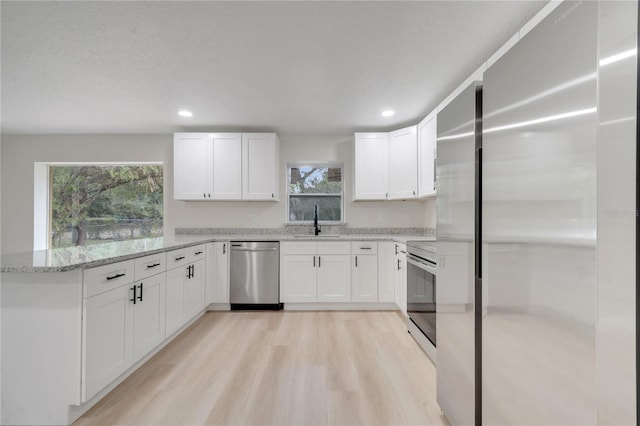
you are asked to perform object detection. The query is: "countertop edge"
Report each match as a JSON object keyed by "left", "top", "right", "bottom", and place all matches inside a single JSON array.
[{"left": 1, "top": 235, "right": 432, "bottom": 273}]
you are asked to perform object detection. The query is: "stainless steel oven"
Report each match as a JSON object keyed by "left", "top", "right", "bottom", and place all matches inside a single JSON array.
[{"left": 406, "top": 241, "right": 437, "bottom": 364}]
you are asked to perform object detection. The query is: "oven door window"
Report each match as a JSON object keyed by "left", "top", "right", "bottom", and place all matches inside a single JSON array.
[{"left": 407, "top": 259, "right": 436, "bottom": 346}]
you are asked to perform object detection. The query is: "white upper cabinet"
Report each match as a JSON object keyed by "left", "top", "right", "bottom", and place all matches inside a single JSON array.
[
  {"left": 211, "top": 133, "right": 242, "bottom": 200},
  {"left": 417, "top": 111, "right": 437, "bottom": 198},
  {"left": 174, "top": 132, "right": 277, "bottom": 201},
  {"left": 242, "top": 133, "right": 279, "bottom": 200},
  {"left": 174, "top": 133, "right": 211, "bottom": 200},
  {"left": 353, "top": 132, "right": 389, "bottom": 200},
  {"left": 388, "top": 125, "right": 418, "bottom": 200}
]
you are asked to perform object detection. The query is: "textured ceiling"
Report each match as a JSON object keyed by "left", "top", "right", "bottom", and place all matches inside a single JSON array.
[{"left": 1, "top": 1, "right": 547, "bottom": 136}]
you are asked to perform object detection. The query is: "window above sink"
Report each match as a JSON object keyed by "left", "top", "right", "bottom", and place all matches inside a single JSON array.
[{"left": 287, "top": 162, "right": 343, "bottom": 224}]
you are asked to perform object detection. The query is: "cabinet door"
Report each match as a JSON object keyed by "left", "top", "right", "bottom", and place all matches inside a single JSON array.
[
  {"left": 132, "top": 273, "right": 166, "bottom": 362},
  {"left": 183, "top": 260, "right": 205, "bottom": 321},
  {"left": 317, "top": 254, "right": 351, "bottom": 302},
  {"left": 394, "top": 250, "right": 408, "bottom": 315},
  {"left": 82, "top": 284, "right": 134, "bottom": 402},
  {"left": 388, "top": 125, "right": 418, "bottom": 199},
  {"left": 281, "top": 255, "right": 317, "bottom": 302},
  {"left": 212, "top": 242, "right": 229, "bottom": 303},
  {"left": 242, "top": 133, "right": 279, "bottom": 200},
  {"left": 418, "top": 112, "right": 437, "bottom": 198},
  {"left": 166, "top": 266, "right": 186, "bottom": 336},
  {"left": 352, "top": 254, "right": 378, "bottom": 302},
  {"left": 377, "top": 242, "right": 396, "bottom": 302},
  {"left": 354, "top": 133, "right": 389, "bottom": 200},
  {"left": 174, "top": 133, "right": 211, "bottom": 200},
  {"left": 211, "top": 133, "right": 242, "bottom": 200},
  {"left": 394, "top": 243, "right": 407, "bottom": 313}
]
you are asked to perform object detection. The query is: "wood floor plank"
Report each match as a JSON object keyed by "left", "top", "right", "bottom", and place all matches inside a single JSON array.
[{"left": 74, "top": 311, "right": 449, "bottom": 426}]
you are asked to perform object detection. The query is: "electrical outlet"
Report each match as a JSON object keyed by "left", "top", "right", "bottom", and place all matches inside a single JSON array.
[
  {"left": 250, "top": 214, "right": 258, "bottom": 223},
  {"left": 378, "top": 213, "right": 384, "bottom": 222}
]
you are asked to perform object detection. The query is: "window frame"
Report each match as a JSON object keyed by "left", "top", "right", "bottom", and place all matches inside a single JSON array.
[
  {"left": 286, "top": 162, "right": 345, "bottom": 224},
  {"left": 34, "top": 161, "right": 164, "bottom": 250}
]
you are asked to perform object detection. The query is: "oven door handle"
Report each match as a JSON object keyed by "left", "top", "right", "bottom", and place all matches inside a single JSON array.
[{"left": 407, "top": 254, "right": 437, "bottom": 275}]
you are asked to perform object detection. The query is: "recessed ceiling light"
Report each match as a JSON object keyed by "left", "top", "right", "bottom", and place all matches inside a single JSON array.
[
  {"left": 178, "top": 110, "right": 193, "bottom": 117},
  {"left": 381, "top": 110, "right": 395, "bottom": 117}
]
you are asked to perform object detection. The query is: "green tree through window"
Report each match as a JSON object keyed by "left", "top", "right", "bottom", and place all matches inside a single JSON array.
[
  {"left": 288, "top": 165, "right": 343, "bottom": 222},
  {"left": 51, "top": 165, "right": 163, "bottom": 248}
]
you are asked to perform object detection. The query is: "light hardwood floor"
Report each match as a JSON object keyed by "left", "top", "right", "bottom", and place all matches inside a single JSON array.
[{"left": 75, "top": 311, "right": 449, "bottom": 426}]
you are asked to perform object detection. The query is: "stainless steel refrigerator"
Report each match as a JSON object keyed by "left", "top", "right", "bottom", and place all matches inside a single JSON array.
[
  {"left": 437, "top": 1, "right": 637, "bottom": 425},
  {"left": 436, "top": 81, "right": 481, "bottom": 426},
  {"left": 483, "top": 1, "right": 636, "bottom": 424}
]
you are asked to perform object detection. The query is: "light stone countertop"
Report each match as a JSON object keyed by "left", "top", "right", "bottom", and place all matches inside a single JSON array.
[{"left": 1, "top": 233, "right": 435, "bottom": 273}]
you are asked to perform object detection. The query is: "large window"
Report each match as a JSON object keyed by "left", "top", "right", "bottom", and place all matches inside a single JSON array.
[
  {"left": 288, "top": 164, "right": 343, "bottom": 222},
  {"left": 48, "top": 164, "right": 163, "bottom": 248}
]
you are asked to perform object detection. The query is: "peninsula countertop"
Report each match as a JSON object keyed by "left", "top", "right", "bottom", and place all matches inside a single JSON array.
[{"left": 1, "top": 233, "right": 435, "bottom": 273}]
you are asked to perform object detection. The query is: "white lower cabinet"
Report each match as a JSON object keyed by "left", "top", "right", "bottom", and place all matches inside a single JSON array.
[
  {"left": 132, "top": 272, "right": 166, "bottom": 361},
  {"left": 351, "top": 242, "right": 378, "bottom": 302},
  {"left": 166, "top": 245, "right": 206, "bottom": 335},
  {"left": 165, "top": 265, "right": 187, "bottom": 336},
  {"left": 207, "top": 241, "right": 229, "bottom": 304},
  {"left": 184, "top": 259, "right": 205, "bottom": 320},
  {"left": 281, "top": 254, "right": 317, "bottom": 302},
  {"left": 281, "top": 241, "right": 350, "bottom": 303},
  {"left": 394, "top": 243, "right": 408, "bottom": 315},
  {"left": 82, "top": 283, "right": 134, "bottom": 402},
  {"left": 316, "top": 254, "right": 351, "bottom": 302},
  {"left": 378, "top": 242, "right": 396, "bottom": 302},
  {"left": 82, "top": 258, "right": 168, "bottom": 403}
]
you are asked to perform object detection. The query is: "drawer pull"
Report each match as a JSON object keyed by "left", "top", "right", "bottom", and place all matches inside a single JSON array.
[
  {"left": 106, "top": 273, "right": 125, "bottom": 281},
  {"left": 194, "top": 251, "right": 203, "bottom": 255},
  {"left": 174, "top": 256, "right": 186, "bottom": 261},
  {"left": 146, "top": 263, "right": 161, "bottom": 269},
  {"left": 359, "top": 247, "right": 372, "bottom": 250}
]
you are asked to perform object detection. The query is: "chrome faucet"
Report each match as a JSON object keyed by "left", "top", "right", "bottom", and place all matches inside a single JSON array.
[{"left": 313, "top": 204, "right": 321, "bottom": 236}]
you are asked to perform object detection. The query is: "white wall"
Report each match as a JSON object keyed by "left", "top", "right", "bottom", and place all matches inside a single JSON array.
[{"left": 1, "top": 133, "right": 434, "bottom": 253}]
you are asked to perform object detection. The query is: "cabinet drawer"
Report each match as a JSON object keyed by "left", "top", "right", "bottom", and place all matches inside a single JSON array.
[
  {"left": 317, "top": 241, "right": 351, "bottom": 255},
  {"left": 187, "top": 244, "right": 206, "bottom": 263},
  {"left": 134, "top": 252, "right": 167, "bottom": 281},
  {"left": 83, "top": 260, "right": 135, "bottom": 298},
  {"left": 167, "top": 248, "right": 189, "bottom": 269},
  {"left": 281, "top": 241, "right": 316, "bottom": 255},
  {"left": 351, "top": 241, "right": 378, "bottom": 255}
]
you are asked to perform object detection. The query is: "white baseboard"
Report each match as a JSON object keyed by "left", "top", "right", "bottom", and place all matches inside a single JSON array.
[
  {"left": 207, "top": 303, "right": 231, "bottom": 311},
  {"left": 284, "top": 302, "right": 398, "bottom": 311}
]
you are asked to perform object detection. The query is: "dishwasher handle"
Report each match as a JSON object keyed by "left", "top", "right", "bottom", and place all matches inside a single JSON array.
[{"left": 231, "top": 246, "right": 279, "bottom": 252}]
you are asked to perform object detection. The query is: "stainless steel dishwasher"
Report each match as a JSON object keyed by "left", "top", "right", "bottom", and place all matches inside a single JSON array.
[{"left": 229, "top": 241, "right": 281, "bottom": 310}]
